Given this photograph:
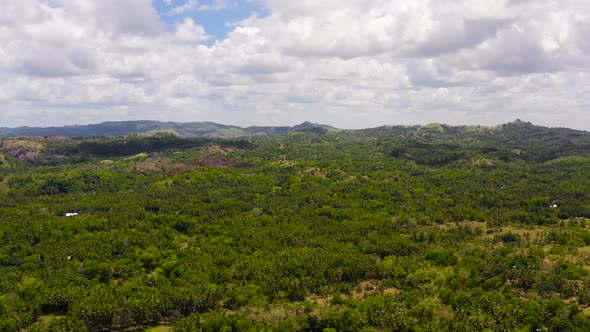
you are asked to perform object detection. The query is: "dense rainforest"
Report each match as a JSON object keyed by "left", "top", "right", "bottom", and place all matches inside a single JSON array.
[{"left": 1, "top": 120, "right": 590, "bottom": 331}]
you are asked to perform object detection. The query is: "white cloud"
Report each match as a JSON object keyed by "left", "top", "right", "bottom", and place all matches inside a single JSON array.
[
  {"left": 0, "top": 0, "right": 589, "bottom": 129},
  {"left": 198, "top": 0, "right": 233, "bottom": 11},
  {"left": 168, "top": 0, "right": 231, "bottom": 15},
  {"left": 169, "top": 0, "right": 198, "bottom": 15},
  {"left": 172, "top": 17, "right": 209, "bottom": 42}
]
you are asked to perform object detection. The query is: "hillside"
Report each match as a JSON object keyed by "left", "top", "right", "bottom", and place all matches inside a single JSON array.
[
  {"left": 1, "top": 121, "right": 590, "bottom": 331},
  {"left": 0, "top": 121, "right": 337, "bottom": 138}
]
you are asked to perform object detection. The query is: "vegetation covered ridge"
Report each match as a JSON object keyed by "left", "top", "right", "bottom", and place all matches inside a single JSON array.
[
  {"left": 1, "top": 121, "right": 590, "bottom": 331},
  {"left": 0, "top": 120, "right": 338, "bottom": 138}
]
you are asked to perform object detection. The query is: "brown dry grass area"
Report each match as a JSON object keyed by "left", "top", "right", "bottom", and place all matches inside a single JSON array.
[
  {"left": 472, "top": 158, "right": 497, "bottom": 166},
  {"left": 0, "top": 175, "right": 12, "bottom": 193},
  {"left": 275, "top": 155, "right": 296, "bottom": 167},
  {"left": 196, "top": 155, "right": 241, "bottom": 168},
  {"left": 2, "top": 139, "right": 46, "bottom": 151},
  {"left": 33, "top": 316, "right": 173, "bottom": 332},
  {"left": 141, "top": 326, "right": 173, "bottom": 332},
  {"left": 276, "top": 160, "right": 296, "bottom": 167},
  {"left": 436, "top": 220, "right": 485, "bottom": 230},
  {"left": 306, "top": 280, "right": 398, "bottom": 304},
  {"left": 563, "top": 296, "right": 590, "bottom": 316},
  {"left": 540, "top": 256, "right": 557, "bottom": 274},
  {"left": 119, "top": 324, "right": 174, "bottom": 332},
  {"left": 207, "top": 144, "right": 241, "bottom": 155},
  {"left": 353, "top": 280, "right": 398, "bottom": 298},
  {"left": 225, "top": 303, "right": 308, "bottom": 330},
  {"left": 540, "top": 246, "right": 590, "bottom": 274},
  {"left": 436, "top": 221, "right": 545, "bottom": 242},
  {"left": 241, "top": 305, "right": 301, "bottom": 323},
  {"left": 0, "top": 153, "right": 8, "bottom": 167},
  {"left": 134, "top": 157, "right": 193, "bottom": 173},
  {"left": 300, "top": 167, "right": 327, "bottom": 179},
  {"left": 175, "top": 235, "right": 193, "bottom": 250},
  {"left": 306, "top": 295, "right": 331, "bottom": 305},
  {"left": 489, "top": 226, "right": 545, "bottom": 242}
]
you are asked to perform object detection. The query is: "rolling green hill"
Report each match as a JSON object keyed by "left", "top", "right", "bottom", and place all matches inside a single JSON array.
[
  {"left": 2, "top": 120, "right": 590, "bottom": 331},
  {"left": 0, "top": 121, "right": 337, "bottom": 138}
]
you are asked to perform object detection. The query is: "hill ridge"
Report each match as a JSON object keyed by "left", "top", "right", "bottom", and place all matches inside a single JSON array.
[
  {"left": 0, "top": 120, "right": 338, "bottom": 138},
  {"left": 1, "top": 120, "right": 588, "bottom": 138}
]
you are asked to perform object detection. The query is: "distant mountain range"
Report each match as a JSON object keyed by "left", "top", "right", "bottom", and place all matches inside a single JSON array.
[
  {"left": 2, "top": 120, "right": 590, "bottom": 166},
  {"left": 0, "top": 121, "right": 338, "bottom": 138},
  {"left": 1, "top": 120, "right": 589, "bottom": 147}
]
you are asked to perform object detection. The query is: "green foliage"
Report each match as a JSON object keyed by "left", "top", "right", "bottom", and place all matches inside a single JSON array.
[
  {"left": 1, "top": 124, "right": 590, "bottom": 331},
  {"left": 499, "top": 231, "right": 521, "bottom": 243},
  {"left": 425, "top": 249, "right": 458, "bottom": 267}
]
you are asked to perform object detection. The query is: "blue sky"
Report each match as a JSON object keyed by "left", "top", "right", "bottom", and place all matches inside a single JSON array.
[{"left": 153, "top": 0, "right": 269, "bottom": 42}]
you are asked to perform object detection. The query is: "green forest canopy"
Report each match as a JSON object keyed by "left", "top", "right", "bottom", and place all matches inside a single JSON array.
[{"left": 1, "top": 121, "right": 590, "bottom": 331}]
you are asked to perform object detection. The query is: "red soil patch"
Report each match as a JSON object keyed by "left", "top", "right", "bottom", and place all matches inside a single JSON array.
[{"left": 194, "top": 156, "right": 252, "bottom": 168}]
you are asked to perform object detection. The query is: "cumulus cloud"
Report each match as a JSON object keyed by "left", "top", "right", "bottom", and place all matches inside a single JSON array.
[
  {"left": 173, "top": 17, "right": 210, "bottom": 42},
  {"left": 169, "top": 0, "right": 199, "bottom": 15},
  {"left": 168, "top": 0, "right": 232, "bottom": 14},
  {"left": 0, "top": 0, "right": 589, "bottom": 129}
]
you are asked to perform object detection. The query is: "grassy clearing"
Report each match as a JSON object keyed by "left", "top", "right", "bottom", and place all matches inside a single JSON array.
[
  {"left": 0, "top": 175, "right": 11, "bottom": 193},
  {"left": 124, "top": 153, "right": 149, "bottom": 161},
  {"left": 437, "top": 221, "right": 546, "bottom": 242},
  {"left": 3, "top": 139, "right": 46, "bottom": 151},
  {"left": 140, "top": 326, "right": 173, "bottom": 332},
  {"left": 306, "top": 280, "right": 399, "bottom": 305},
  {"left": 0, "top": 153, "right": 9, "bottom": 167}
]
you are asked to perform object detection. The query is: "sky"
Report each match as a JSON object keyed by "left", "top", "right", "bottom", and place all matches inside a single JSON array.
[{"left": 0, "top": 0, "right": 589, "bottom": 130}]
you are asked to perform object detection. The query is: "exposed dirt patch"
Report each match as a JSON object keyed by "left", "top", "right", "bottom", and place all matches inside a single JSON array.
[
  {"left": 0, "top": 137, "right": 73, "bottom": 161},
  {"left": 2, "top": 139, "right": 46, "bottom": 151},
  {"left": 540, "top": 256, "right": 560, "bottom": 274},
  {"left": 134, "top": 157, "right": 196, "bottom": 173},
  {"left": 1, "top": 139, "right": 47, "bottom": 160},
  {"left": 128, "top": 154, "right": 251, "bottom": 173},
  {"left": 207, "top": 144, "right": 241, "bottom": 155},
  {"left": 195, "top": 156, "right": 252, "bottom": 168},
  {"left": 5, "top": 148, "right": 42, "bottom": 160},
  {"left": 352, "top": 280, "right": 399, "bottom": 299},
  {"left": 306, "top": 280, "right": 398, "bottom": 304},
  {"left": 234, "top": 303, "right": 304, "bottom": 326}
]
